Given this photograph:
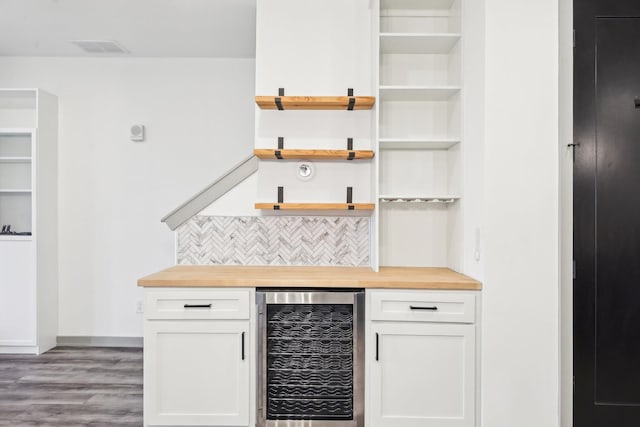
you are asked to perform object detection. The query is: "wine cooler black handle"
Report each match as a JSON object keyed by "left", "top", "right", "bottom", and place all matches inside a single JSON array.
[
  {"left": 376, "top": 333, "right": 379, "bottom": 361},
  {"left": 241, "top": 332, "right": 245, "bottom": 361},
  {"left": 183, "top": 304, "right": 212, "bottom": 308},
  {"left": 410, "top": 305, "right": 438, "bottom": 311}
]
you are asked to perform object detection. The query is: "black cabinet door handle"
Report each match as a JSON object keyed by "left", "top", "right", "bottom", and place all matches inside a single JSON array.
[
  {"left": 375, "top": 333, "right": 379, "bottom": 361},
  {"left": 241, "top": 332, "right": 245, "bottom": 361},
  {"left": 410, "top": 305, "right": 438, "bottom": 311},
  {"left": 183, "top": 304, "right": 212, "bottom": 309}
]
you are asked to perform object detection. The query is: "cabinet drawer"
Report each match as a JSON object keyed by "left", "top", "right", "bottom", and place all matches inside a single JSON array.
[
  {"left": 369, "top": 291, "right": 475, "bottom": 323},
  {"left": 144, "top": 288, "right": 251, "bottom": 320}
]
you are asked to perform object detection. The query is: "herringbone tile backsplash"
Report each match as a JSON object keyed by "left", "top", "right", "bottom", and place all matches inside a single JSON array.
[{"left": 177, "top": 216, "right": 370, "bottom": 266}]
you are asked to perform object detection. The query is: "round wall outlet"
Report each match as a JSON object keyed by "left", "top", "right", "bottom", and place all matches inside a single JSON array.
[{"left": 297, "top": 162, "right": 314, "bottom": 181}]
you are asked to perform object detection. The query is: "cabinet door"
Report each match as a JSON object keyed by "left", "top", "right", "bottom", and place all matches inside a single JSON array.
[
  {"left": 145, "top": 320, "right": 250, "bottom": 426},
  {"left": 0, "top": 241, "right": 36, "bottom": 350},
  {"left": 369, "top": 322, "right": 475, "bottom": 427}
]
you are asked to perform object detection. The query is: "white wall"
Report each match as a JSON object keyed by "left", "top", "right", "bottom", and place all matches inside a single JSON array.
[
  {"left": 0, "top": 57, "right": 255, "bottom": 337},
  {"left": 482, "top": 1, "right": 560, "bottom": 427},
  {"left": 462, "top": 0, "right": 485, "bottom": 280},
  {"left": 559, "top": 0, "right": 573, "bottom": 425},
  {"left": 255, "top": 0, "right": 373, "bottom": 96}
]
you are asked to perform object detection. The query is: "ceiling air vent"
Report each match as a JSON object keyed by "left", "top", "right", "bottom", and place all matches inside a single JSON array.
[{"left": 71, "top": 40, "right": 129, "bottom": 54}]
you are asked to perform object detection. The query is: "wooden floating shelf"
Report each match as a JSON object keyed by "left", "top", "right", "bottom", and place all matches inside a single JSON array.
[
  {"left": 255, "top": 203, "right": 375, "bottom": 211},
  {"left": 255, "top": 96, "right": 376, "bottom": 110},
  {"left": 253, "top": 149, "right": 375, "bottom": 160}
]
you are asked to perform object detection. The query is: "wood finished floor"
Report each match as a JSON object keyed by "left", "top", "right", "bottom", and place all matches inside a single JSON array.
[{"left": 0, "top": 346, "right": 142, "bottom": 426}]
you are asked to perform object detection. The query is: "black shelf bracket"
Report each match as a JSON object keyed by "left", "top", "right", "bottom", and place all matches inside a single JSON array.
[
  {"left": 347, "top": 138, "right": 355, "bottom": 160},
  {"left": 347, "top": 88, "right": 355, "bottom": 111},
  {"left": 273, "top": 186, "right": 284, "bottom": 210},
  {"left": 347, "top": 187, "right": 354, "bottom": 210},
  {"left": 275, "top": 137, "right": 284, "bottom": 159},
  {"left": 275, "top": 88, "right": 285, "bottom": 110}
]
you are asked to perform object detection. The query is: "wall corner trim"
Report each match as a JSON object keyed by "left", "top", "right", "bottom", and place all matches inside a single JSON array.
[{"left": 161, "top": 154, "right": 259, "bottom": 231}]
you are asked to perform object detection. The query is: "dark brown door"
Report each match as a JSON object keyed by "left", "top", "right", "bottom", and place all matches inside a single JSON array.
[{"left": 574, "top": 1, "right": 640, "bottom": 425}]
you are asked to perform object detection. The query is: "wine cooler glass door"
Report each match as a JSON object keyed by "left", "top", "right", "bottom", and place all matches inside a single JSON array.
[{"left": 257, "top": 291, "right": 364, "bottom": 427}]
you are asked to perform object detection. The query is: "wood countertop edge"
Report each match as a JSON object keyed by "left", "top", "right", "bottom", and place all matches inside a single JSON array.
[
  {"left": 137, "top": 266, "right": 482, "bottom": 290},
  {"left": 138, "top": 282, "right": 481, "bottom": 290}
]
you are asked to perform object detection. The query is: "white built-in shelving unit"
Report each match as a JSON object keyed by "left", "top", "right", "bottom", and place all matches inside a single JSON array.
[
  {"left": 0, "top": 89, "right": 58, "bottom": 354},
  {"left": 377, "top": 0, "right": 463, "bottom": 268},
  {"left": 250, "top": 0, "right": 473, "bottom": 271}
]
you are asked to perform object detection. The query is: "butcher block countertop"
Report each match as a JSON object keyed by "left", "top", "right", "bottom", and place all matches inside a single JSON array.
[{"left": 137, "top": 266, "right": 481, "bottom": 290}]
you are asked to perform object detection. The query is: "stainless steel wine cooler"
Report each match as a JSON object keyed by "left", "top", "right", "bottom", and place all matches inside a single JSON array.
[{"left": 257, "top": 290, "right": 364, "bottom": 427}]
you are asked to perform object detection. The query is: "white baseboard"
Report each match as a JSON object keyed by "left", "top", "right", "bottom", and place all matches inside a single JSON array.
[
  {"left": 0, "top": 345, "right": 38, "bottom": 354},
  {"left": 56, "top": 336, "right": 143, "bottom": 348}
]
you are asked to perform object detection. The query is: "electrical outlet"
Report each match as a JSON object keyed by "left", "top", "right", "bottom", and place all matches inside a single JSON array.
[{"left": 136, "top": 300, "right": 144, "bottom": 314}]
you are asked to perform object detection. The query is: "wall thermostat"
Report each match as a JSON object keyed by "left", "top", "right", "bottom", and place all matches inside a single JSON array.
[{"left": 130, "top": 124, "right": 145, "bottom": 142}]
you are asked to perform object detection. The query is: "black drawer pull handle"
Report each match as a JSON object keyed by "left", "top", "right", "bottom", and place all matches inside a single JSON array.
[
  {"left": 410, "top": 305, "right": 438, "bottom": 311},
  {"left": 241, "top": 332, "right": 245, "bottom": 361},
  {"left": 184, "top": 304, "right": 212, "bottom": 309},
  {"left": 375, "top": 333, "right": 379, "bottom": 361}
]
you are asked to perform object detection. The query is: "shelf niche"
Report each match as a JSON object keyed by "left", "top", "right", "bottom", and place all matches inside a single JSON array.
[
  {"left": 380, "top": 33, "right": 460, "bottom": 54},
  {"left": 0, "top": 129, "right": 33, "bottom": 234},
  {"left": 377, "top": 0, "right": 463, "bottom": 270}
]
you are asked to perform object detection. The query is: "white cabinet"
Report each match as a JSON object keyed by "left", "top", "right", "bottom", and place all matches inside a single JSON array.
[
  {"left": 143, "top": 288, "right": 254, "bottom": 427},
  {"left": 0, "top": 89, "right": 58, "bottom": 355},
  {"left": 142, "top": 286, "right": 478, "bottom": 427},
  {"left": 145, "top": 321, "right": 250, "bottom": 426},
  {"left": 366, "top": 289, "right": 477, "bottom": 427},
  {"left": 369, "top": 323, "right": 475, "bottom": 427},
  {"left": 376, "top": 0, "right": 465, "bottom": 269}
]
